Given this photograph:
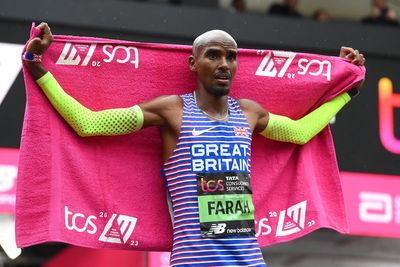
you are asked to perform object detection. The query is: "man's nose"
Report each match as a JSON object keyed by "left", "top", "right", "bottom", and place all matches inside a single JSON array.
[{"left": 219, "top": 57, "right": 229, "bottom": 69}]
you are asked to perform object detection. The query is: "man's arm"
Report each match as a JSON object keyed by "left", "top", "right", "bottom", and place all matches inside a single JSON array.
[
  {"left": 239, "top": 92, "right": 350, "bottom": 144},
  {"left": 259, "top": 93, "right": 350, "bottom": 144},
  {"left": 34, "top": 72, "right": 144, "bottom": 136},
  {"left": 25, "top": 23, "right": 173, "bottom": 137}
]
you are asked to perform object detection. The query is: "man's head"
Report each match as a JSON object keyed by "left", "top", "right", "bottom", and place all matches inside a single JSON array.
[{"left": 189, "top": 30, "right": 238, "bottom": 97}]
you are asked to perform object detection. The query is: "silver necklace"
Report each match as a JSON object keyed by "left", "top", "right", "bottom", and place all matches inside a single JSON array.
[{"left": 193, "top": 91, "right": 229, "bottom": 121}]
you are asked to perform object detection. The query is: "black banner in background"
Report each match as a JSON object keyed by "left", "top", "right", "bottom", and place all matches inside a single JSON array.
[{"left": 331, "top": 57, "right": 399, "bottom": 176}]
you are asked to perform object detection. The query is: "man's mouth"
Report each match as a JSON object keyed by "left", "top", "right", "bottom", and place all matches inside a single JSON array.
[{"left": 214, "top": 73, "right": 231, "bottom": 84}]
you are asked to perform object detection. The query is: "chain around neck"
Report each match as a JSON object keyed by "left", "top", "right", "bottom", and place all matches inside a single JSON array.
[{"left": 193, "top": 91, "right": 229, "bottom": 121}]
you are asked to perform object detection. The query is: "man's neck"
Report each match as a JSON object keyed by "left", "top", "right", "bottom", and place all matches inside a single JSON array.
[{"left": 194, "top": 89, "right": 229, "bottom": 119}]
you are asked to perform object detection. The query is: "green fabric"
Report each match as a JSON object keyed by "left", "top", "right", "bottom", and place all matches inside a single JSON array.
[
  {"left": 36, "top": 72, "right": 144, "bottom": 137},
  {"left": 260, "top": 93, "right": 351, "bottom": 145}
]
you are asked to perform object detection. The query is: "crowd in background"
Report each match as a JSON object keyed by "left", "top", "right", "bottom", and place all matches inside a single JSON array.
[
  {"left": 230, "top": 0, "right": 399, "bottom": 26},
  {"left": 133, "top": 0, "right": 399, "bottom": 26}
]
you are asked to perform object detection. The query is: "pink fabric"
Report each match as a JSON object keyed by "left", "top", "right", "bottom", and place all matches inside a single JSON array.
[{"left": 16, "top": 25, "right": 365, "bottom": 250}]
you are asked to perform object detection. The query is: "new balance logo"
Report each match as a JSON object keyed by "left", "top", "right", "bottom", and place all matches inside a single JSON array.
[
  {"left": 56, "top": 43, "right": 97, "bottom": 66},
  {"left": 98, "top": 214, "right": 137, "bottom": 244},
  {"left": 208, "top": 223, "right": 227, "bottom": 235},
  {"left": 275, "top": 200, "right": 307, "bottom": 237},
  {"left": 255, "top": 51, "right": 296, "bottom": 78}
]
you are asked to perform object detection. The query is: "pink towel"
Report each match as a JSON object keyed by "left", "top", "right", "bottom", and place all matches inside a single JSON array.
[{"left": 16, "top": 25, "right": 365, "bottom": 250}]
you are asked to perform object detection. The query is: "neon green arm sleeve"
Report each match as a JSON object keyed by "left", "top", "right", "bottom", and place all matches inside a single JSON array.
[
  {"left": 260, "top": 93, "right": 351, "bottom": 145},
  {"left": 36, "top": 72, "right": 144, "bottom": 137}
]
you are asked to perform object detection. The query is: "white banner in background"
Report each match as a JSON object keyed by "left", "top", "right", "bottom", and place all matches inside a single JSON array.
[{"left": 0, "top": 43, "right": 24, "bottom": 105}]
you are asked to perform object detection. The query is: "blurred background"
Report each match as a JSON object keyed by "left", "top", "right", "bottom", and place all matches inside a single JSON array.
[{"left": 0, "top": 0, "right": 399, "bottom": 266}]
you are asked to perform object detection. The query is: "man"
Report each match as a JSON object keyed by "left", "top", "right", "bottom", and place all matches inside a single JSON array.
[{"left": 24, "top": 23, "right": 365, "bottom": 266}]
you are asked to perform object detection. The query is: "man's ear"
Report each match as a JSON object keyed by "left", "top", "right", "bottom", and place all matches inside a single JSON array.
[{"left": 189, "top": 55, "right": 196, "bottom": 72}]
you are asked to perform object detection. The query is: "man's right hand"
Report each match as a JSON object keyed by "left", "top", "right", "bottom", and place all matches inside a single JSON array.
[
  {"left": 26, "top": 22, "right": 53, "bottom": 55},
  {"left": 25, "top": 22, "right": 53, "bottom": 79}
]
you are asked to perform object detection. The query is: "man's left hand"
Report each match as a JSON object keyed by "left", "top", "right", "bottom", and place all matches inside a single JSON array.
[{"left": 339, "top": 46, "right": 366, "bottom": 66}]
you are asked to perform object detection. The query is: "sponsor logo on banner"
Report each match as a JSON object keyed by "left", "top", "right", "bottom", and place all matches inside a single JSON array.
[
  {"left": 359, "top": 192, "right": 392, "bottom": 223},
  {"left": 255, "top": 51, "right": 296, "bottom": 78},
  {"left": 276, "top": 200, "right": 307, "bottom": 237},
  {"left": 341, "top": 172, "right": 400, "bottom": 238},
  {"left": 64, "top": 206, "right": 138, "bottom": 246},
  {"left": 358, "top": 191, "right": 400, "bottom": 225},
  {"left": 103, "top": 45, "right": 139, "bottom": 68},
  {"left": 56, "top": 43, "right": 97, "bottom": 66},
  {"left": 378, "top": 77, "right": 400, "bottom": 154}
]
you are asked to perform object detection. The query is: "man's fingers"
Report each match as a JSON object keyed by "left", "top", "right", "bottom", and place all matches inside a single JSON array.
[
  {"left": 36, "top": 22, "right": 48, "bottom": 30},
  {"left": 340, "top": 46, "right": 355, "bottom": 58},
  {"left": 36, "top": 22, "right": 53, "bottom": 46},
  {"left": 351, "top": 53, "right": 366, "bottom": 65},
  {"left": 42, "top": 30, "right": 53, "bottom": 46},
  {"left": 340, "top": 46, "right": 366, "bottom": 65}
]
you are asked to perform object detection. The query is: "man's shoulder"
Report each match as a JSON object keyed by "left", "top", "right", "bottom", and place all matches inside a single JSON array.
[
  {"left": 139, "top": 94, "right": 183, "bottom": 113},
  {"left": 236, "top": 98, "right": 268, "bottom": 114},
  {"left": 236, "top": 98, "right": 261, "bottom": 109},
  {"left": 150, "top": 94, "right": 183, "bottom": 105},
  {"left": 155, "top": 94, "right": 182, "bottom": 102}
]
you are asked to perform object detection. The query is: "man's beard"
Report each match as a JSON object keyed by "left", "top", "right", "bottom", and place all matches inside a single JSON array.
[{"left": 205, "top": 85, "right": 230, "bottom": 97}]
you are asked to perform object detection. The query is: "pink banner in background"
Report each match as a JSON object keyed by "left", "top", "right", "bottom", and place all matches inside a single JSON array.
[
  {"left": 0, "top": 148, "right": 19, "bottom": 214},
  {"left": 341, "top": 172, "right": 400, "bottom": 238}
]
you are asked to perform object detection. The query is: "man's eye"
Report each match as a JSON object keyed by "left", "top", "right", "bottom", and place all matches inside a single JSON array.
[{"left": 208, "top": 54, "right": 217, "bottom": 59}]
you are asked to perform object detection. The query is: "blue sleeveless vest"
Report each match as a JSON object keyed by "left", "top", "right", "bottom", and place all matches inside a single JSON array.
[{"left": 163, "top": 93, "right": 267, "bottom": 267}]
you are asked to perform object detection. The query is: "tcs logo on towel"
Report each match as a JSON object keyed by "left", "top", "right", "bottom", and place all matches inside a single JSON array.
[
  {"left": 64, "top": 206, "right": 139, "bottom": 246},
  {"left": 255, "top": 50, "right": 331, "bottom": 81},
  {"left": 56, "top": 43, "right": 139, "bottom": 69}
]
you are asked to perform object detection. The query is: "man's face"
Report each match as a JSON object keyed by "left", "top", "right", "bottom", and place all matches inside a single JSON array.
[{"left": 190, "top": 37, "right": 237, "bottom": 97}]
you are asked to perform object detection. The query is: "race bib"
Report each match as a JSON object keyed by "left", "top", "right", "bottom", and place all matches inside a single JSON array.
[{"left": 196, "top": 172, "right": 255, "bottom": 238}]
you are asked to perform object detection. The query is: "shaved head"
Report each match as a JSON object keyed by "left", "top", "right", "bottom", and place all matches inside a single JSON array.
[
  {"left": 192, "top": 30, "right": 237, "bottom": 56},
  {"left": 189, "top": 30, "right": 238, "bottom": 97}
]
